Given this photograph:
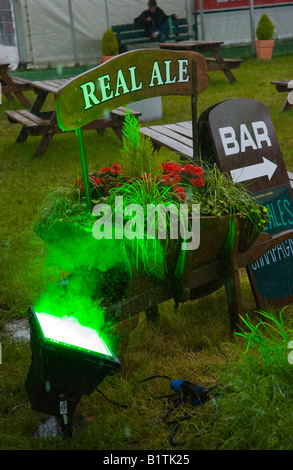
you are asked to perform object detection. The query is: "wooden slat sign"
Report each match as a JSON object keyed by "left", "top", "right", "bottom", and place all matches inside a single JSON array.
[
  {"left": 55, "top": 49, "right": 208, "bottom": 132},
  {"left": 204, "top": 98, "right": 293, "bottom": 307},
  {"left": 249, "top": 184, "right": 293, "bottom": 304}
]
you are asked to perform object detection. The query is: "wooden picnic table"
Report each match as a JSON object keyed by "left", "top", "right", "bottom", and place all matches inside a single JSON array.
[
  {"left": 5, "top": 78, "right": 141, "bottom": 158},
  {"left": 271, "top": 80, "right": 293, "bottom": 112},
  {"left": 159, "top": 40, "right": 244, "bottom": 83},
  {"left": 140, "top": 120, "right": 293, "bottom": 188},
  {"left": 0, "top": 60, "right": 32, "bottom": 107}
]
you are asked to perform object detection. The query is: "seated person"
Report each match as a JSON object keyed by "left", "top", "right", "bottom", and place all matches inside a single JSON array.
[{"left": 134, "top": 0, "right": 177, "bottom": 43}]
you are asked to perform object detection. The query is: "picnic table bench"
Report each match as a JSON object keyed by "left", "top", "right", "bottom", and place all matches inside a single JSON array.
[
  {"left": 112, "top": 18, "right": 192, "bottom": 53},
  {"left": 159, "top": 40, "right": 244, "bottom": 83},
  {"left": 5, "top": 78, "right": 141, "bottom": 158},
  {"left": 0, "top": 60, "right": 31, "bottom": 107},
  {"left": 271, "top": 80, "right": 293, "bottom": 111}
]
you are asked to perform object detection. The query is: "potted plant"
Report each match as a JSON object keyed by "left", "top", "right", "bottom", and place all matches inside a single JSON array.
[
  {"left": 255, "top": 14, "right": 275, "bottom": 60},
  {"left": 100, "top": 28, "right": 119, "bottom": 64},
  {"left": 34, "top": 109, "right": 267, "bottom": 312}
]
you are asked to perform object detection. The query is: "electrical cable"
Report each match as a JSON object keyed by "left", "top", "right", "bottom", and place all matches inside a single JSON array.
[
  {"left": 95, "top": 374, "right": 219, "bottom": 446},
  {"left": 95, "top": 386, "right": 129, "bottom": 409}
]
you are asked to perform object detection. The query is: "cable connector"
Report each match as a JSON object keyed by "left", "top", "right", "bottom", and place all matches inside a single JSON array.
[{"left": 170, "top": 380, "right": 211, "bottom": 406}]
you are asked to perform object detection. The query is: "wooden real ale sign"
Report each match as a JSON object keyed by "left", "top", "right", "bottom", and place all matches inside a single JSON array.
[
  {"left": 55, "top": 49, "right": 208, "bottom": 210},
  {"left": 55, "top": 49, "right": 208, "bottom": 132}
]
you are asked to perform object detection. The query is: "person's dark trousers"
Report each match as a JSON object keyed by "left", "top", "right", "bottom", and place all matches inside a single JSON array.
[{"left": 158, "top": 19, "right": 170, "bottom": 42}]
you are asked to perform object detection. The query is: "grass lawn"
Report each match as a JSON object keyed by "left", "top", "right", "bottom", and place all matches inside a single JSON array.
[{"left": 1, "top": 55, "right": 293, "bottom": 451}]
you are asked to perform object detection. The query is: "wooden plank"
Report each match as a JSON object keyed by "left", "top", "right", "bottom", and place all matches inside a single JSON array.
[
  {"left": 6, "top": 110, "right": 39, "bottom": 127},
  {"left": 6, "top": 109, "right": 48, "bottom": 127},
  {"left": 165, "top": 122, "right": 193, "bottom": 138},
  {"left": 18, "top": 109, "right": 48, "bottom": 125},
  {"left": 271, "top": 80, "right": 289, "bottom": 92},
  {"left": 205, "top": 57, "right": 244, "bottom": 71},
  {"left": 32, "top": 79, "right": 69, "bottom": 94},
  {"left": 140, "top": 126, "right": 193, "bottom": 158},
  {"left": 1, "top": 68, "right": 31, "bottom": 106},
  {"left": 174, "top": 121, "right": 192, "bottom": 131},
  {"left": 205, "top": 57, "right": 244, "bottom": 64},
  {"left": 112, "top": 18, "right": 190, "bottom": 43},
  {"left": 111, "top": 106, "right": 141, "bottom": 117},
  {"left": 46, "top": 79, "right": 69, "bottom": 87},
  {"left": 148, "top": 124, "right": 193, "bottom": 148},
  {"left": 10, "top": 76, "right": 31, "bottom": 86},
  {"left": 270, "top": 80, "right": 293, "bottom": 111}
]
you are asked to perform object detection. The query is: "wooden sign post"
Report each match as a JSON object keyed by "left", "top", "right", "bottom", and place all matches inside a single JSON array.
[
  {"left": 55, "top": 49, "right": 208, "bottom": 211},
  {"left": 199, "top": 98, "right": 293, "bottom": 308}
]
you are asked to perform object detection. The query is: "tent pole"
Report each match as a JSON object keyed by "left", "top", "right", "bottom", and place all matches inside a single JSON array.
[
  {"left": 105, "top": 0, "right": 111, "bottom": 28},
  {"left": 199, "top": 0, "right": 205, "bottom": 40},
  {"left": 249, "top": 0, "right": 256, "bottom": 55},
  {"left": 75, "top": 127, "right": 91, "bottom": 212},
  {"left": 68, "top": 0, "right": 79, "bottom": 66}
]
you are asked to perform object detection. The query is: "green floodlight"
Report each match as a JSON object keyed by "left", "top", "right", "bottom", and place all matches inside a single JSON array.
[{"left": 25, "top": 307, "right": 120, "bottom": 435}]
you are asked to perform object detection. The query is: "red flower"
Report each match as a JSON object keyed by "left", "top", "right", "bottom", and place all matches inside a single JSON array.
[
  {"left": 75, "top": 177, "right": 82, "bottom": 187},
  {"left": 111, "top": 163, "right": 121, "bottom": 175},
  {"left": 172, "top": 175, "right": 181, "bottom": 183},
  {"left": 183, "top": 164, "right": 204, "bottom": 178},
  {"left": 191, "top": 175, "right": 204, "bottom": 188},
  {"left": 90, "top": 175, "right": 104, "bottom": 185},
  {"left": 172, "top": 186, "right": 186, "bottom": 201},
  {"left": 100, "top": 167, "right": 111, "bottom": 174},
  {"left": 158, "top": 173, "right": 174, "bottom": 186},
  {"left": 162, "top": 162, "right": 182, "bottom": 175}
]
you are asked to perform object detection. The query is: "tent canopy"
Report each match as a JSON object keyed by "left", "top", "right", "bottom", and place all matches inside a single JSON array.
[{"left": 6, "top": 0, "right": 191, "bottom": 68}]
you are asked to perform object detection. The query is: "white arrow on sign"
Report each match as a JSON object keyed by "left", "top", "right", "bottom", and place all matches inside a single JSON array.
[{"left": 230, "top": 157, "right": 277, "bottom": 183}]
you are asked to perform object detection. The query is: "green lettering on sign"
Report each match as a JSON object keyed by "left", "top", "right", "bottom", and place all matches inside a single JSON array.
[
  {"left": 80, "top": 81, "right": 100, "bottom": 110},
  {"left": 97, "top": 74, "right": 113, "bottom": 102},
  {"left": 55, "top": 50, "right": 208, "bottom": 131}
]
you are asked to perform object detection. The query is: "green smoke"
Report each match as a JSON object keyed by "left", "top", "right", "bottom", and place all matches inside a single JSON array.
[{"left": 34, "top": 219, "right": 132, "bottom": 343}]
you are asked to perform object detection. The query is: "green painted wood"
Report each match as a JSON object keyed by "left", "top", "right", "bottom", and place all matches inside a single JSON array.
[{"left": 55, "top": 49, "right": 208, "bottom": 132}]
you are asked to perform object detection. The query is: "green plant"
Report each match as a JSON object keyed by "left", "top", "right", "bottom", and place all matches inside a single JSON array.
[
  {"left": 201, "top": 309, "right": 293, "bottom": 450},
  {"left": 256, "top": 14, "right": 274, "bottom": 40},
  {"left": 101, "top": 28, "right": 119, "bottom": 56},
  {"left": 189, "top": 163, "right": 268, "bottom": 229},
  {"left": 34, "top": 109, "right": 267, "bottom": 242},
  {"left": 119, "top": 107, "right": 165, "bottom": 176}
]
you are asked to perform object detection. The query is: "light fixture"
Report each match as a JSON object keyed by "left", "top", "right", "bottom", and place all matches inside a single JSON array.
[{"left": 25, "top": 307, "right": 120, "bottom": 435}]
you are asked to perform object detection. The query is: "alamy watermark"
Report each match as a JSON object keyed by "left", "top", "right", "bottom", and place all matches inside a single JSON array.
[
  {"left": 92, "top": 196, "right": 201, "bottom": 250},
  {"left": 288, "top": 340, "right": 293, "bottom": 364}
]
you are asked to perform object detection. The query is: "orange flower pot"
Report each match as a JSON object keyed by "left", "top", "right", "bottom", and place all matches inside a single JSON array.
[{"left": 254, "top": 39, "right": 275, "bottom": 60}]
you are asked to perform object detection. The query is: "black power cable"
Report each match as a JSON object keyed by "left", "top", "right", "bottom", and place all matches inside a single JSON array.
[{"left": 95, "top": 374, "right": 218, "bottom": 446}]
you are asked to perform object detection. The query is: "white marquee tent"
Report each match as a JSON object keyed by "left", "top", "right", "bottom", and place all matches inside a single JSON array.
[
  {"left": 1, "top": 0, "right": 194, "bottom": 69},
  {"left": 1, "top": 0, "right": 292, "bottom": 70}
]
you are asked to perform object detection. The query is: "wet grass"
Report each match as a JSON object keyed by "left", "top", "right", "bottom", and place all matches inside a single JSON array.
[{"left": 1, "top": 55, "right": 293, "bottom": 450}]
